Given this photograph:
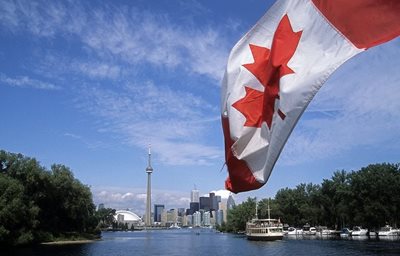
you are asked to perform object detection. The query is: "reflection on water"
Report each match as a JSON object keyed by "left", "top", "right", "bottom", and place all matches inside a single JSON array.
[{"left": 4, "top": 230, "right": 400, "bottom": 256}]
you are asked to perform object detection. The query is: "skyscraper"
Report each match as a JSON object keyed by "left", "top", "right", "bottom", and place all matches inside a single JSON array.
[
  {"left": 154, "top": 204, "right": 164, "bottom": 223},
  {"left": 145, "top": 147, "right": 153, "bottom": 226},
  {"left": 191, "top": 186, "right": 199, "bottom": 203},
  {"left": 199, "top": 196, "right": 210, "bottom": 211},
  {"left": 188, "top": 202, "right": 199, "bottom": 215},
  {"left": 227, "top": 194, "right": 236, "bottom": 210}
]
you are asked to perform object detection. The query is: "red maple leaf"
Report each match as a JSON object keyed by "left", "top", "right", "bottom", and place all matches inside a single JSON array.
[{"left": 233, "top": 14, "right": 302, "bottom": 129}]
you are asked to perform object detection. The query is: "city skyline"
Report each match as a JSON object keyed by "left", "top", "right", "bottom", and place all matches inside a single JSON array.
[
  {"left": 1, "top": 0, "right": 399, "bottom": 213},
  {"left": 108, "top": 185, "right": 235, "bottom": 228}
]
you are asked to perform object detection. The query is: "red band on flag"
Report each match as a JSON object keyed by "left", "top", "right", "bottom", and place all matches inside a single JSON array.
[
  {"left": 222, "top": 116, "right": 263, "bottom": 193},
  {"left": 312, "top": 0, "right": 400, "bottom": 49}
]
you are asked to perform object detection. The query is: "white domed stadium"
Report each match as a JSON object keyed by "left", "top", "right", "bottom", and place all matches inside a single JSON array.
[{"left": 114, "top": 210, "right": 143, "bottom": 227}]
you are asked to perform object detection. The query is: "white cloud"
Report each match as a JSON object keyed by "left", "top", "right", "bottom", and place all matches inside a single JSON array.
[
  {"left": 280, "top": 40, "right": 400, "bottom": 165},
  {"left": 0, "top": 0, "right": 229, "bottom": 83},
  {"left": 0, "top": 73, "right": 60, "bottom": 90},
  {"left": 92, "top": 186, "right": 191, "bottom": 215},
  {"left": 75, "top": 81, "right": 222, "bottom": 166},
  {"left": 74, "top": 62, "right": 121, "bottom": 80},
  {"left": 210, "top": 189, "right": 233, "bottom": 200}
]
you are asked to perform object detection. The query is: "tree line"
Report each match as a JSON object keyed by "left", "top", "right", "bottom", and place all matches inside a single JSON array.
[
  {"left": 0, "top": 150, "right": 114, "bottom": 246},
  {"left": 219, "top": 163, "right": 400, "bottom": 232}
]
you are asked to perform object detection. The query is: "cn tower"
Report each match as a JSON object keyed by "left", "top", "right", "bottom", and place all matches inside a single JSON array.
[{"left": 145, "top": 146, "right": 153, "bottom": 226}]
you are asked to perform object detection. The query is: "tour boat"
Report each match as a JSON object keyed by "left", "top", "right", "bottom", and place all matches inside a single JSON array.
[
  {"left": 246, "top": 201, "right": 283, "bottom": 241},
  {"left": 378, "top": 225, "right": 400, "bottom": 236},
  {"left": 351, "top": 226, "right": 368, "bottom": 236}
]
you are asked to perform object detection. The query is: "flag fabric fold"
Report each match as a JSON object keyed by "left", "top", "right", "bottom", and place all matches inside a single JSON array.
[{"left": 221, "top": 0, "right": 400, "bottom": 193}]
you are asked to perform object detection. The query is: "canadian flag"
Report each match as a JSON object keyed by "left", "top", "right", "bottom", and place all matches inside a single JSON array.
[{"left": 221, "top": 0, "right": 400, "bottom": 193}]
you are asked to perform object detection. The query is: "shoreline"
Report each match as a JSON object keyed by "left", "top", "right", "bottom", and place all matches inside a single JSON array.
[{"left": 41, "top": 239, "right": 100, "bottom": 245}]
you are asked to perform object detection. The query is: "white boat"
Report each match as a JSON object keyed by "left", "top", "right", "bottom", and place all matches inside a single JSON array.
[
  {"left": 351, "top": 226, "right": 368, "bottom": 236},
  {"left": 340, "top": 228, "right": 352, "bottom": 238},
  {"left": 316, "top": 226, "right": 332, "bottom": 236},
  {"left": 378, "top": 225, "right": 400, "bottom": 236},
  {"left": 246, "top": 200, "right": 283, "bottom": 241},
  {"left": 287, "top": 227, "right": 303, "bottom": 235},
  {"left": 303, "top": 224, "right": 317, "bottom": 235},
  {"left": 169, "top": 223, "right": 181, "bottom": 229}
]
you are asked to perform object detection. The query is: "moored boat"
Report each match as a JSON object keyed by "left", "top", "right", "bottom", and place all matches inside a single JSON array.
[
  {"left": 287, "top": 227, "right": 303, "bottom": 235},
  {"left": 351, "top": 226, "right": 368, "bottom": 236},
  {"left": 303, "top": 224, "right": 317, "bottom": 235},
  {"left": 378, "top": 225, "right": 400, "bottom": 236},
  {"left": 340, "top": 228, "right": 352, "bottom": 238},
  {"left": 246, "top": 218, "right": 284, "bottom": 241}
]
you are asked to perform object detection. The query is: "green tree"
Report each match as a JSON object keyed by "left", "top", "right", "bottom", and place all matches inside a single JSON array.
[
  {"left": 348, "top": 163, "right": 400, "bottom": 229},
  {"left": 0, "top": 150, "right": 100, "bottom": 246},
  {"left": 258, "top": 198, "right": 282, "bottom": 220},
  {"left": 0, "top": 172, "right": 39, "bottom": 246},
  {"left": 97, "top": 208, "right": 116, "bottom": 228},
  {"left": 225, "top": 197, "right": 256, "bottom": 232}
]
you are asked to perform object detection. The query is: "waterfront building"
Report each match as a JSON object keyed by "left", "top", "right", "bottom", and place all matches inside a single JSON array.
[
  {"left": 203, "top": 211, "right": 211, "bottom": 226},
  {"left": 161, "top": 209, "right": 168, "bottom": 226},
  {"left": 193, "top": 211, "right": 201, "bottom": 227},
  {"left": 183, "top": 214, "right": 191, "bottom": 227},
  {"left": 145, "top": 147, "right": 153, "bottom": 226},
  {"left": 210, "top": 210, "right": 216, "bottom": 226},
  {"left": 216, "top": 209, "right": 224, "bottom": 226},
  {"left": 219, "top": 202, "right": 227, "bottom": 223},
  {"left": 166, "top": 209, "right": 178, "bottom": 227},
  {"left": 154, "top": 204, "right": 164, "bottom": 223}
]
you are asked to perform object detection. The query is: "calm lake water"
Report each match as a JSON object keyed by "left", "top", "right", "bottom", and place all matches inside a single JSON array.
[{"left": 5, "top": 230, "right": 400, "bottom": 256}]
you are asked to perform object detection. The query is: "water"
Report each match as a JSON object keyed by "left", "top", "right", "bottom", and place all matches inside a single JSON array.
[{"left": 4, "top": 230, "right": 400, "bottom": 256}]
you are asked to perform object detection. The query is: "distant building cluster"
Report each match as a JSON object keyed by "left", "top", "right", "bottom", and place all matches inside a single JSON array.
[{"left": 150, "top": 189, "right": 236, "bottom": 228}]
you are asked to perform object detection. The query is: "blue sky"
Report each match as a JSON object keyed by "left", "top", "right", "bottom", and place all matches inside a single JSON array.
[{"left": 1, "top": 0, "right": 399, "bottom": 215}]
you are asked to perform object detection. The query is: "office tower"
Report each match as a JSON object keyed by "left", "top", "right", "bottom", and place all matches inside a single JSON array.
[
  {"left": 227, "top": 194, "right": 236, "bottom": 210},
  {"left": 188, "top": 202, "right": 200, "bottom": 215},
  {"left": 178, "top": 208, "right": 185, "bottom": 217},
  {"left": 209, "top": 192, "right": 216, "bottom": 211},
  {"left": 199, "top": 196, "right": 210, "bottom": 211},
  {"left": 154, "top": 204, "right": 164, "bottom": 223},
  {"left": 191, "top": 186, "right": 199, "bottom": 203}
]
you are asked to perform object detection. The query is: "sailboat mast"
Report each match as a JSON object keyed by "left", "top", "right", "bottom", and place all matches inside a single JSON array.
[{"left": 255, "top": 199, "right": 258, "bottom": 219}]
